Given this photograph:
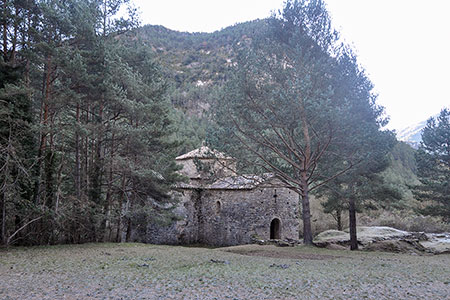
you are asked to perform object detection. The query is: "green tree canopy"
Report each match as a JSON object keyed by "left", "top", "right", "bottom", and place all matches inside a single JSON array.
[
  {"left": 413, "top": 108, "right": 450, "bottom": 222},
  {"left": 0, "top": 0, "right": 182, "bottom": 246},
  {"left": 209, "top": 0, "right": 390, "bottom": 245}
]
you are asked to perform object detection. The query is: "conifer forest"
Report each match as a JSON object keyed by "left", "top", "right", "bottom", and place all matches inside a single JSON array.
[{"left": 1, "top": 0, "right": 448, "bottom": 247}]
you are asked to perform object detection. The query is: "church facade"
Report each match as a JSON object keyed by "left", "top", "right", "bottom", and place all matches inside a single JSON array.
[{"left": 146, "top": 146, "right": 300, "bottom": 246}]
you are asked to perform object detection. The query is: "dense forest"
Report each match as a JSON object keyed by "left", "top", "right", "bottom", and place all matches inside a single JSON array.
[
  {"left": 0, "top": 0, "right": 184, "bottom": 246},
  {"left": 1, "top": 0, "right": 448, "bottom": 247}
]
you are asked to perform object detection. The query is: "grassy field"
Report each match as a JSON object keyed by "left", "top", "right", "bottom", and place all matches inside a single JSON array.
[{"left": 0, "top": 243, "right": 449, "bottom": 300}]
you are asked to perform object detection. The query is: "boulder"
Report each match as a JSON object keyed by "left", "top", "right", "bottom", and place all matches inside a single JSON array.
[
  {"left": 315, "top": 226, "right": 415, "bottom": 245},
  {"left": 313, "top": 230, "right": 349, "bottom": 246},
  {"left": 420, "top": 233, "right": 450, "bottom": 254},
  {"left": 314, "top": 226, "right": 450, "bottom": 255},
  {"left": 364, "top": 240, "right": 425, "bottom": 255}
]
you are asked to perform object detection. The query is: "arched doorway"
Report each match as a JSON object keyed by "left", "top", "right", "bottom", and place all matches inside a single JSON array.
[{"left": 270, "top": 218, "right": 281, "bottom": 239}]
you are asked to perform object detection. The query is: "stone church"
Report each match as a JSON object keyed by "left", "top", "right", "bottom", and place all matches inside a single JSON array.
[{"left": 146, "top": 146, "right": 299, "bottom": 246}]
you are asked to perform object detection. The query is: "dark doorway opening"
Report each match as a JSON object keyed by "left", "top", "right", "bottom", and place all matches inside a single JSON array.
[{"left": 270, "top": 218, "right": 281, "bottom": 239}]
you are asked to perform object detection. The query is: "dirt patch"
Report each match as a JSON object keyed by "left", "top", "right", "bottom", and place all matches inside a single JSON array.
[{"left": 219, "top": 245, "right": 341, "bottom": 260}]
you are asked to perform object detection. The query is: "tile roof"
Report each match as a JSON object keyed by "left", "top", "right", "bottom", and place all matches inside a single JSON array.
[{"left": 177, "top": 173, "right": 276, "bottom": 190}]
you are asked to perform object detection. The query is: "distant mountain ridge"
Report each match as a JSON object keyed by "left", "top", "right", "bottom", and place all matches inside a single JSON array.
[
  {"left": 396, "top": 121, "right": 426, "bottom": 148},
  {"left": 396, "top": 113, "right": 440, "bottom": 148}
]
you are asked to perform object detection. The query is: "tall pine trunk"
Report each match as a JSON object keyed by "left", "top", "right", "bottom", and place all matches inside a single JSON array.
[
  {"left": 298, "top": 97, "right": 314, "bottom": 245},
  {"left": 0, "top": 192, "right": 5, "bottom": 245},
  {"left": 84, "top": 106, "right": 89, "bottom": 197},
  {"left": 75, "top": 103, "right": 81, "bottom": 199},
  {"left": 2, "top": 0, "right": 7, "bottom": 61},
  {"left": 90, "top": 101, "right": 103, "bottom": 205},
  {"left": 336, "top": 209, "right": 342, "bottom": 231},
  {"left": 116, "top": 175, "right": 126, "bottom": 242},
  {"left": 103, "top": 132, "right": 115, "bottom": 242},
  {"left": 300, "top": 175, "right": 313, "bottom": 244},
  {"left": 32, "top": 56, "right": 52, "bottom": 205},
  {"left": 349, "top": 196, "right": 358, "bottom": 250}
]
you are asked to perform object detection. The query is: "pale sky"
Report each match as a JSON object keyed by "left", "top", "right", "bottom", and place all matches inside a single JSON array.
[{"left": 131, "top": 0, "right": 450, "bottom": 131}]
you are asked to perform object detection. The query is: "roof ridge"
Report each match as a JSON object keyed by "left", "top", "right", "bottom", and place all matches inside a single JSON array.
[{"left": 175, "top": 146, "right": 233, "bottom": 160}]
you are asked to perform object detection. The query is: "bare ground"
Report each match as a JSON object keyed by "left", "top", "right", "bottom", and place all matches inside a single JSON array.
[
  {"left": 221, "top": 244, "right": 341, "bottom": 260},
  {"left": 0, "top": 243, "right": 449, "bottom": 299}
]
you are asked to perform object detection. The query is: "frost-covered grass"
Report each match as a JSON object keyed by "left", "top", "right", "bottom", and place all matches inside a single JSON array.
[{"left": 0, "top": 243, "right": 449, "bottom": 299}]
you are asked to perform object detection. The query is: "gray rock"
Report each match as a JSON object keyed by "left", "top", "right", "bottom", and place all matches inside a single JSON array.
[
  {"left": 420, "top": 233, "right": 450, "bottom": 254},
  {"left": 314, "top": 226, "right": 450, "bottom": 255}
]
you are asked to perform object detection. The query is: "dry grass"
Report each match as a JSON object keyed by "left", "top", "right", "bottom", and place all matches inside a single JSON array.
[{"left": 0, "top": 243, "right": 449, "bottom": 299}]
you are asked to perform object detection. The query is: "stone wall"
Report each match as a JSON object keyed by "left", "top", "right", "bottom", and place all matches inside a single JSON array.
[
  {"left": 145, "top": 147, "right": 300, "bottom": 246},
  {"left": 146, "top": 189, "right": 200, "bottom": 245},
  {"left": 199, "top": 186, "right": 299, "bottom": 246},
  {"left": 146, "top": 185, "right": 299, "bottom": 246}
]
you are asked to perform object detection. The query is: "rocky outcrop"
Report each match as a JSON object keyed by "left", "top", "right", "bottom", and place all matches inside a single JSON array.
[
  {"left": 420, "top": 233, "right": 450, "bottom": 254},
  {"left": 313, "top": 226, "right": 450, "bottom": 254}
]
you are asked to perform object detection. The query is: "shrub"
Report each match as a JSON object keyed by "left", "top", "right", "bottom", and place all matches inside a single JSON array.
[{"left": 360, "top": 211, "right": 450, "bottom": 233}]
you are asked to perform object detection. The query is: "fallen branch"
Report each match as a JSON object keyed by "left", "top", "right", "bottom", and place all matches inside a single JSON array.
[{"left": 6, "top": 216, "right": 43, "bottom": 246}]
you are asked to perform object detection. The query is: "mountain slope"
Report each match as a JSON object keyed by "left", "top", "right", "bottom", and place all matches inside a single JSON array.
[
  {"left": 136, "top": 21, "right": 267, "bottom": 115},
  {"left": 396, "top": 120, "right": 427, "bottom": 148},
  {"left": 396, "top": 113, "right": 441, "bottom": 148},
  {"left": 127, "top": 21, "right": 268, "bottom": 153}
]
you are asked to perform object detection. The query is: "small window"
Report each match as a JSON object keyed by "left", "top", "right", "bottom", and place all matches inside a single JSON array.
[{"left": 215, "top": 201, "right": 221, "bottom": 214}]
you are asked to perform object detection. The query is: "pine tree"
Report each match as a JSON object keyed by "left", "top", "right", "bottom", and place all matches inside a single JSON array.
[
  {"left": 317, "top": 49, "right": 399, "bottom": 250},
  {"left": 413, "top": 108, "right": 450, "bottom": 222},
  {"left": 210, "top": 0, "right": 344, "bottom": 244},
  {"left": 1, "top": 0, "right": 182, "bottom": 245},
  {"left": 210, "top": 1, "right": 393, "bottom": 245},
  {"left": 0, "top": 59, "right": 36, "bottom": 245}
]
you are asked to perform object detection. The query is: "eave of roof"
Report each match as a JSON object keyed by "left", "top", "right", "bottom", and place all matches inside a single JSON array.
[{"left": 176, "top": 173, "right": 276, "bottom": 190}]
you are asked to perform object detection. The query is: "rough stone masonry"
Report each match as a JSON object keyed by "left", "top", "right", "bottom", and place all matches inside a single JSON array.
[{"left": 146, "top": 146, "right": 300, "bottom": 246}]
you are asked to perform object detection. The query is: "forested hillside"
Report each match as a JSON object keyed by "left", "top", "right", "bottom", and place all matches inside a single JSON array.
[
  {"left": 1, "top": 0, "right": 445, "bottom": 247},
  {"left": 134, "top": 21, "right": 267, "bottom": 152}
]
